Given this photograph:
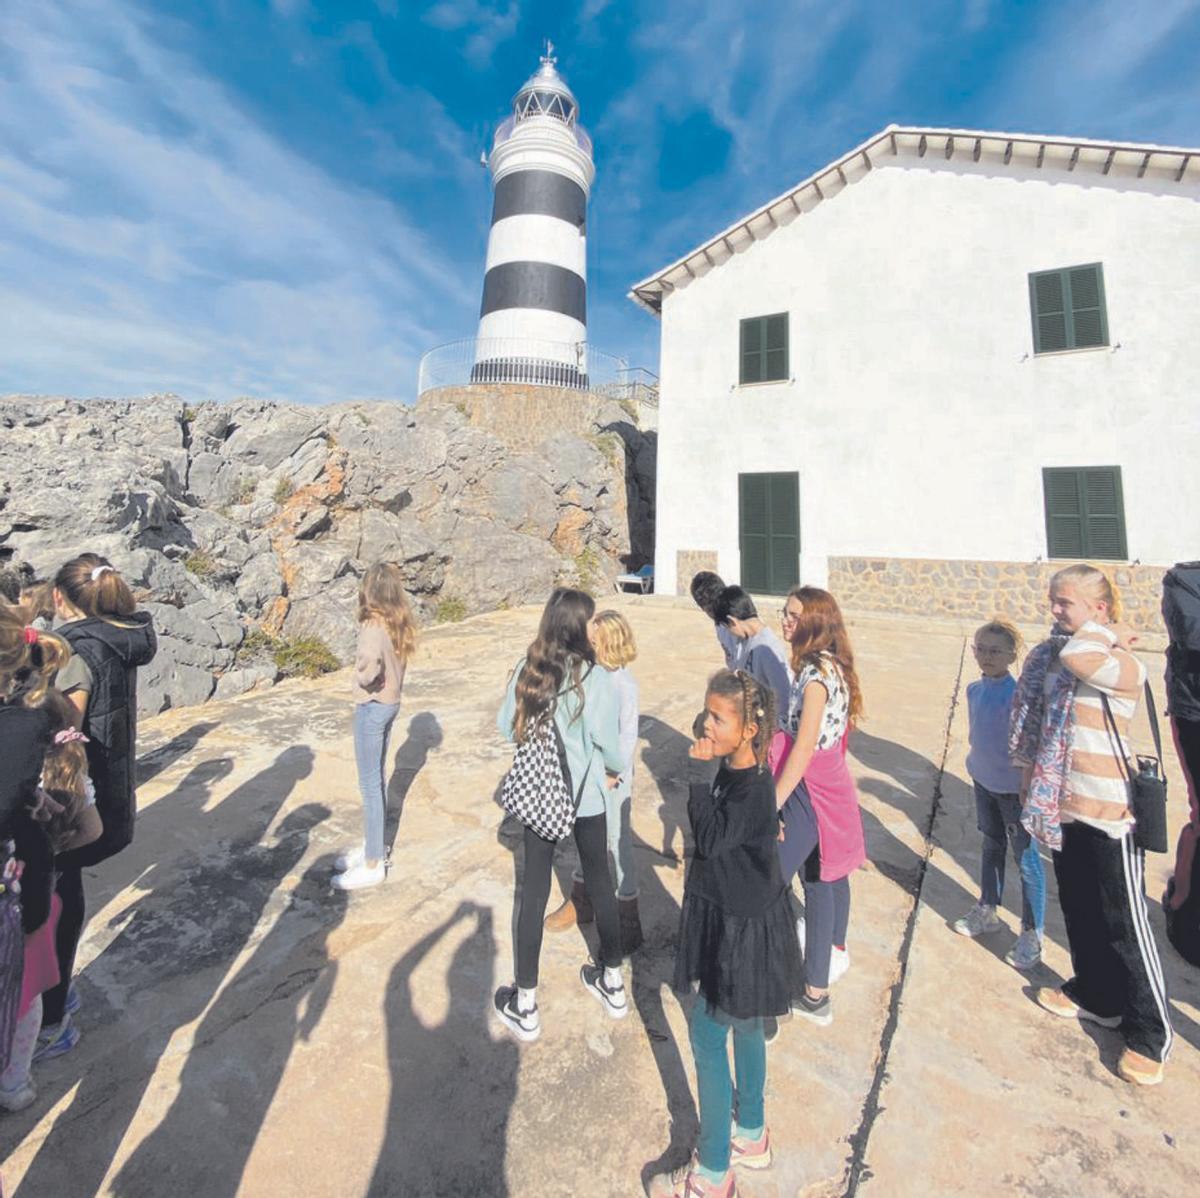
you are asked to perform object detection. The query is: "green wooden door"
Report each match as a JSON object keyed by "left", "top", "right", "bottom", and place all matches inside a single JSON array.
[{"left": 739, "top": 472, "right": 800, "bottom": 594}]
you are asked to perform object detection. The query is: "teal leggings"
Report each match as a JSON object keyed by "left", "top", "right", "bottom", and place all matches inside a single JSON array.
[{"left": 689, "top": 1001, "right": 766, "bottom": 1175}]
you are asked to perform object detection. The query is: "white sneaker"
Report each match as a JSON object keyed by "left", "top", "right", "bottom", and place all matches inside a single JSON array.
[
  {"left": 580, "top": 963, "right": 629, "bottom": 1019},
  {"left": 1005, "top": 929, "right": 1043, "bottom": 971},
  {"left": 335, "top": 844, "right": 366, "bottom": 872},
  {"left": 829, "top": 945, "right": 850, "bottom": 985},
  {"left": 493, "top": 986, "right": 541, "bottom": 1042},
  {"left": 0, "top": 1079, "right": 36, "bottom": 1112},
  {"left": 331, "top": 861, "right": 385, "bottom": 891},
  {"left": 953, "top": 903, "right": 1002, "bottom": 938}
]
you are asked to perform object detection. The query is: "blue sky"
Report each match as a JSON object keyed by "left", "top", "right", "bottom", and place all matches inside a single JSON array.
[{"left": 1, "top": 0, "right": 1198, "bottom": 403}]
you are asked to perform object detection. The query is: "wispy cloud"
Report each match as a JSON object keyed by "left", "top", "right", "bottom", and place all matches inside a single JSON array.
[
  {"left": 0, "top": 0, "right": 476, "bottom": 403},
  {"left": 981, "top": 0, "right": 1200, "bottom": 144},
  {"left": 422, "top": 1, "right": 520, "bottom": 66}
]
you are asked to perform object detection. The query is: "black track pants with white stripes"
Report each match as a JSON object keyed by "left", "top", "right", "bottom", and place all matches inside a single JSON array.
[{"left": 1053, "top": 822, "right": 1174, "bottom": 1061}]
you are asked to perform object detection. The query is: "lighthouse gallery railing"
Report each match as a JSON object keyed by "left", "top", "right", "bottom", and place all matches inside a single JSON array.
[{"left": 417, "top": 337, "right": 640, "bottom": 398}]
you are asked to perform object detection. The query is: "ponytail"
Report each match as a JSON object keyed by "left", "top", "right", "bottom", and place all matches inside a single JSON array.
[
  {"left": 0, "top": 602, "right": 71, "bottom": 705},
  {"left": 55, "top": 553, "right": 136, "bottom": 619}
]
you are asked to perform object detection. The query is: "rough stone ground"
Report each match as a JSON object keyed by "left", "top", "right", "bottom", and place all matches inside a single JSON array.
[{"left": 2, "top": 599, "right": 1196, "bottom": 1197}]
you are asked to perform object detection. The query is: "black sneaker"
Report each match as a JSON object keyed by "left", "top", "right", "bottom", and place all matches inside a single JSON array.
[
  {"left": 792, "top": 990, "right": 832, "bottom": 1026},
  {"left": 493, "top": 986, "right": 541, "bottom": 1042},
  {"left": 580, "top": 963, "right": 629, "bottom": 1019}
]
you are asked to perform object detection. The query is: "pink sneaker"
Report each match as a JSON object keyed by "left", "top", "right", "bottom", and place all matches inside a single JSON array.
[
  {"left": 730, "top": 1125, "right": 772, "bottom": 1170},
  {"left": 647, "top": 1161, "right": 737, "bottom": 1197}
]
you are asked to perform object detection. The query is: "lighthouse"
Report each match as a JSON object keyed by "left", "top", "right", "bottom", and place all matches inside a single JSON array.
[{"left": 474, "top": 47, "right": 595, "bottom": 388}]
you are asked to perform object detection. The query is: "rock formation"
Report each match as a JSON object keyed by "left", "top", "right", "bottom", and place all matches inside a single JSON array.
[{"left": 0, "top": 390, "right": 655, "bottom": 714}]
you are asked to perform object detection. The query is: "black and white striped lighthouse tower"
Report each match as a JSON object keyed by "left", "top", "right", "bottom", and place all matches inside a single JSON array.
[{"left": 475, "top": 46, "right": 595, "bottom": 388}]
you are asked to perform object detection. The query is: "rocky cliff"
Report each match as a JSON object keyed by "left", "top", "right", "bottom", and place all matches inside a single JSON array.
[{"left": 0, "top": 390, "right": 655, "bottom": 714}]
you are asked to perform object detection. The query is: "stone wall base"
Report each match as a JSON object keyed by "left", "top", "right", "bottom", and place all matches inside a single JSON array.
[
  {"left": 676, "top": 549, "right": 718, "bottom": 597},
  {"left": 828, "top": 556, "right": 1169, "bottom": 633},
  {"left": 418, "top": 383, "right": 629, "bottom": 453}
]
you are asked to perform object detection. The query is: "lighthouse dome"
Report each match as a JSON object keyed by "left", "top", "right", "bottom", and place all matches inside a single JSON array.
[{"left": 513, "top": 51, "right": 578, "bottom": 126}]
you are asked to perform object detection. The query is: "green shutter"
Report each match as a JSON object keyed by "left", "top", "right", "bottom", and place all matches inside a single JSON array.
[
  {"left": 767, "top": 473, "right": 800, "bottom": 591},
  {"left": 739, "top": 314, "right": 789, "bottom": 383},
  {"left": 1068, "top": 265, "right": 1108, "bottom": 348},
  {"left": 740, "top": 318, "right": 763, "bottom": 384},
  {"left": 1031, "top": 272, "right": 1068, "bottom": 353},
  {"left": 1043, "top": 466, "right": 1126, "bottom": 560},
  {"left": 1082, "top": 467, "right": 1126, "bottom": 559},
  {"left": 765, "top": 314, "right": 788, "bottom": 381},
  {"left": 739, "top": 474, "right": 770, "bottom": 591},
  {"left": 1043, "top": 468, "right": 1085, "bottom": 557},
  {"left": 1030, "top": 264, "right": 1108, "bottom": 354}
]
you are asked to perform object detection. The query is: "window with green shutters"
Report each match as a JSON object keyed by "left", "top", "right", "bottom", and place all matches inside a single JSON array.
[
  {"left": 1042, "top": 466, "right": 1127, "bottom": 560},
  {"left": 739, "top": 313, "right": 789, "bottom": 384},
  {"left": 738, "top": 472, "right": 800, "bottom": 594},
  {"left": 1029, "top": 263, "right": 1109, "bottom": 354}
]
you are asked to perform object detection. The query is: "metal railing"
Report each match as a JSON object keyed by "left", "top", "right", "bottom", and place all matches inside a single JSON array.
[{"left": 418, "top": 337, "right": 636, "bottom": 396}]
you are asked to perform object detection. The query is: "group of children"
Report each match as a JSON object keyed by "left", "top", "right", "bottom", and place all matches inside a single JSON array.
[
  {"left": 2, "top": 548, "right": 1175, "bottom": 1188},
  {"left": 0, "top": 554, "right": 157, "bottom": 1112},
  {"left": 482, "top": 561, "right": 1174, "bottom": 1197}
]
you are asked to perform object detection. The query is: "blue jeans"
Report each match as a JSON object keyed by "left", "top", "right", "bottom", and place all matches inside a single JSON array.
[
  {"left": 975, "top": 781, "right": 1046, "bottom": 933},
  {"left": 689, "top": 1001, "right": 766, "bottom": 1176},
  {"left": 354, "top": 700, "right": 400, "bottom": 862}
]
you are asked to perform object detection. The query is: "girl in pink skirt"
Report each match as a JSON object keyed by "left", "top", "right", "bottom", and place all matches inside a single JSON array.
[{"left": 773, "top": 588, "right": 866, "bottom": 1027}]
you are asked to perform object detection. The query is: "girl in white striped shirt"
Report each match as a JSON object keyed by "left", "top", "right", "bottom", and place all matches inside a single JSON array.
[{"left": 1031, "top": 564, "right": 1173, "bottom": 1086}]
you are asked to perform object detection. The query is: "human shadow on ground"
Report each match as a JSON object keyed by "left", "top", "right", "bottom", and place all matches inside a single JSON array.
[
  {"left": 630, "top": 715, "right": 701, "bottom": 1188},
  {"left": 109, "top": 805, "right": 339, "bottom": 1197},
  {"left": 111, "top": 806, "right": 340, "bottom": 1198},
  {"left": 851, "top": 727, "right": 1047, "bottom": 951},
  {"left": 135, "top": 721, "right": 220, "bottom": 785},
  {"left": 14, "top": 745, "right": 318, "bottom": 1198},
  {"left": 384, "top": 711, "right": 443, "bottom": 859},
  {"left": 369, "top": 901, "right": 518, "bottom": 1197}
]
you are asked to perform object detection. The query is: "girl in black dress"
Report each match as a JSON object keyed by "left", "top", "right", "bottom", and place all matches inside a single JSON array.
[{"left": 649, "top": 670, "right": 802, "bottom": 1198}]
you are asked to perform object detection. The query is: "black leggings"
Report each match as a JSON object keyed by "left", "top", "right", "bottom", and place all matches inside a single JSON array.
[
  {"left": 516, "top": 813, "right": 621, "bottom": 989},
  {"left": 42, "top": 865, "right": 85, "bottom": 1026}
]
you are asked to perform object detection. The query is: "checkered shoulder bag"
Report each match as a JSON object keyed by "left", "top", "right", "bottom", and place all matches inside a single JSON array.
[{"left": 501, "top": 713, "right": 580, "bottom": 843}]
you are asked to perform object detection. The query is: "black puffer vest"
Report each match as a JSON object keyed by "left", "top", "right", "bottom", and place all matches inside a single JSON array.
[
  {"left": 1164, "top": 564, "right": 1200, "bottom": 723},
  {"left": 58, "top": 612, "right": 157, "bottom": 868}
]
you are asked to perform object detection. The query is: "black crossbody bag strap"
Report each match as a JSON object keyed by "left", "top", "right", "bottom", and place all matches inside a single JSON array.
[
  {"left": 1141, "top": 682, "right": 1165, "bottom": 769},
  {"left": 1099, "top": 694, "right": 1133, "bottom": 785}
]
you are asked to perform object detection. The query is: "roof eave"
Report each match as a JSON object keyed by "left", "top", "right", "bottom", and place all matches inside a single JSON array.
[{"left": 626, "top": 123, "right": 1199, "bottom": 315}]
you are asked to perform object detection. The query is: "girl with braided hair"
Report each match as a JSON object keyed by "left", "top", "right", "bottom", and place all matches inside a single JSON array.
[{"left": 649, "top": 670, "right": 802, "bottom": 1198}]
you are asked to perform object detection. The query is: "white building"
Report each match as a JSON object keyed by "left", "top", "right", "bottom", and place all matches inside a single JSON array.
[{"left": 630, "top": 126, "right": 1200, "bottom": 626}]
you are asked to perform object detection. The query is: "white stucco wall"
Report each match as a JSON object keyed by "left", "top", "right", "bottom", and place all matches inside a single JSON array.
[{"left": 652, "top": 152, "right": 1200, "bottom": 595}]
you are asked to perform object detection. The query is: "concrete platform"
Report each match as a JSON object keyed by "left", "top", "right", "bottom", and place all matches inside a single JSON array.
[{"left": 2, "top": 598, "right": 1196, "bottom": 1197}]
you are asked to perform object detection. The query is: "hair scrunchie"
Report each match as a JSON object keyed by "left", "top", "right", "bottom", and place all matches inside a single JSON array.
[
  {"left": 90, "top": 565, "right": 114, "bottom": 582},
  {"left": 22, "top": 627, "right": 38, "bottom": 645}
]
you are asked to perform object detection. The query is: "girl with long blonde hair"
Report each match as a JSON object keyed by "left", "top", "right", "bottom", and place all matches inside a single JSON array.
[{"left": 334, "top": 563, "right": 418, "bottom": 892}]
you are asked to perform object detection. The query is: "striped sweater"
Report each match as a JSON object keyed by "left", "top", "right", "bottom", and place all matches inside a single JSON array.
[{"left": 1054, "top": 621, "right": 1146, "bottom": 837}]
